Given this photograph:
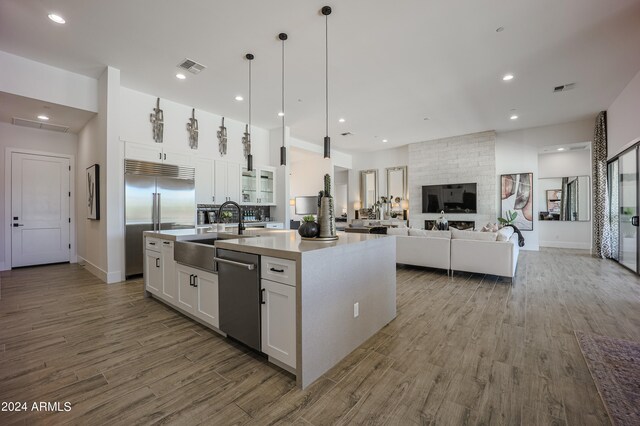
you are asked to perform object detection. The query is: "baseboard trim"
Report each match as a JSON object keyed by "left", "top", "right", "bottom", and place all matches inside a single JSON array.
[
  {"left": 0, "top": 261, "right": 6, "bottom": 271},
  {"left": 539, "top": 241, "right": 592, "bottom": 250},
  {"left": 77, "top": 256, "right": 108, "bottom": 283}
]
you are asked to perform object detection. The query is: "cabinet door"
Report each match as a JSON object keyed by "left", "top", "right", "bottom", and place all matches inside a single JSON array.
[
  {"left": 261, "top": 279, "right": 296, "bottom": 368},
  {"left": 226, "top": 162, "right": 241, "bottom": 203},
  {"left": 163, "top": 150, "right": 191, "bottom": 166},
  {"left": 194, "top": 157, "right": 215, "bottom": 204},
  {"left": 126, "top": 142, "right": 162, "bottom": 163},
  {"left": 214, "top": 160, "right": 228, "bottom": 204},
  {"left": 144, "top": 250, "right": 162, "bottom": 295},
  {"left": 258, "top": 168, "right": 276, "bottom": 205},
  {"left": 176, "top": 264, "right": 197, "bottom": 314},
  {"left": 161, "top": 241, "right": 177, "bottom": 301},
  {"left": 241, "top": 168, "right": 258, "bottom": 204},
  {"left": 195, "top": 271, "right": 219, "bottom": 328}
]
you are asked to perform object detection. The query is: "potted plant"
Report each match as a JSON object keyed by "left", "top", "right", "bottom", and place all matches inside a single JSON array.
[
  {"left": 220, "top": 211, "right": 233, "bottom": 223},
  {"left": 298, "top": 215, "right": 319, "bottom": 238}
]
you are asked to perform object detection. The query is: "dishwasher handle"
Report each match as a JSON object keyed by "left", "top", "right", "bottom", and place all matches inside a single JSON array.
[{"left": 213, "top": 257, "right": 256, "bottom": 271}]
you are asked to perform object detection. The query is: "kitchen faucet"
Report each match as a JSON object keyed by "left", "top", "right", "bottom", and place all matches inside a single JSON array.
[{"left": 217, "top": 201, "right": 245, "bottom": 235}]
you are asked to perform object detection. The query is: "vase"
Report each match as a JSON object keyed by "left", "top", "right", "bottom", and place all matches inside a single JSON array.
[
  {"left": 435, "top": 210, "right": 448, "bottom": 230},
  {"left": 298, "top": 221, "right": 319, "bottom": 238},
  {"left": 318, "top": 196, "right": 336, "bottom": 238}
]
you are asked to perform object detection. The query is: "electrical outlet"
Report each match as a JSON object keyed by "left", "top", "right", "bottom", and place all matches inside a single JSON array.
[{"left": 354, "top": 302, "right": 359, "bottom": 318}]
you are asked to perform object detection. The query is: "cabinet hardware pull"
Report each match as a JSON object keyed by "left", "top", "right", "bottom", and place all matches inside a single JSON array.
[
  {"left": 260, "top": 288, "right": 266, "bottom": 304},
  {"left": 159, "top": 153, "right": 162, "bottom": 160},
  {"left": 149, "top": 242, "right": 156, "bottom": 245},
  {"left": 189, "top": 274, "right": 194, "bottom": 286},
  {"left": 155, "top": 258, "right": 160, "bottom": 268},
  {"left": 193, "top": 275, "right": 198, "bottom": 287},
  {"left": 163, "top": 241, "right": 170, "bottom": 245},
  {"left": 164, "top": 153, "right": 167, "bottom": 160},
  {"left": 270, "top": 267, "right": 285, "bottom": 273}
]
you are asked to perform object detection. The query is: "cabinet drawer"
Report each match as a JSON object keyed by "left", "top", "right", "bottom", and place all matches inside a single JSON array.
[
  {"left": 146, "top": 237, "right": 162, "bottom": 251},
  {"left": 261, "top": 256, "right": 296, "bottom": 286},
  {"left": 266, "top": 223, "right": 284, "bottom": 229}
]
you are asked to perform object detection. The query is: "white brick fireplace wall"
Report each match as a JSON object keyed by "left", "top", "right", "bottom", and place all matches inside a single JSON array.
[{"left": 408, "top": 131, "right": 497, "bottom": 229}]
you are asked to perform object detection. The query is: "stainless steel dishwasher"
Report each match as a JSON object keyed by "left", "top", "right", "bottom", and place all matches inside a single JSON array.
[{"left": 214, "top": 249, "right": 261, "bottom": 351}]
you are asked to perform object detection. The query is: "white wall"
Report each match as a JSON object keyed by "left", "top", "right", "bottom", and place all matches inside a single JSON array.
[
  {"left": 608, "top": 68, "right": 640, "bottom": 159},
  {"left": 496, "top": 119, "right": 594, "bottom": 251},
  {"left": 334, "top": 169, "right": 349, "bottom": 216},
  {"left": 290, "top": 151, "right": 332, "bottom": 199},
  {"left": 0, "top": 50, "right": 98, "bottom": 112},
  {"left": 538, "top": 149, "right": 592, "bottom": 249},
  {"left": 0, "top": 122, "right": 78, "bottom": 270}
]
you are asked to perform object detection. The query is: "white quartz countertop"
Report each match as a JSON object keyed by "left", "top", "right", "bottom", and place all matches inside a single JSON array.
[{"left": 144, "top": 228, "right": 389, "bottom": 260}]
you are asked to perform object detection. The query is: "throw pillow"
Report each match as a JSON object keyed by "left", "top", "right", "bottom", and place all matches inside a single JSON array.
[
  {"left": 408, "top": 228, "right": 452, "bottom": 239},
  {"left": 496, "top": 227, "right": 515, "bottom": 241},
  {"left": 450, "top": 227, "right": 497, "bottom": 241},
  {"left": 387, "top": 227, "right": 409, "bottom": 236},
  {"left": 480, "top": 222, "right": 499, "bottom": 232}
]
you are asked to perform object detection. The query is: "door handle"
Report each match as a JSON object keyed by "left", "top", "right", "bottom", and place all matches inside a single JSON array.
[
  {"left": 260, "top": 288, "right": 266, "bottom": 304},
  {"left": 157, "top": 193, "right": 162, "bottom": 231},
  {"left": 213, "top": 257, "right": 255, "bottom": 270},
  {"left": 12, "top": 223, "right": 24, "bottom": 227},
  {"left": 632, "top": 216, "right": 639, "bottom": 227},
  {"left": 152, "top": 193, "right": 158, "bottom": 231}
]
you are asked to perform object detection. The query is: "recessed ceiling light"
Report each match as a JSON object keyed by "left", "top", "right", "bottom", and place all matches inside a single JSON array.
[
  {"left": 496, "top": 26, "right": 504, "bottom": 33},
  {"left": 382, "top": 139, "right": 388, "bottom": 143},
  {"left": 557, "top": 147, "right": 565, "bottom": 151},
  {"left": 277, "top": 112, "right": 285, "bottom": 117},
  {"left": 510, "top": 115, "right": 518, "bottom": 120},
  {"left": 503, "top": 74, "right": 514, "bottom": 81},
  {"left": 37, "top": 115, "right": 50, "bottom": 121},
  {"left": 235, "top": 95, "right": 243, "bottom": 101},
  {"left": 48, "top": 14, "right": 66, "bottom": 24},
  {"left": 338, "top": 118, "right": 345, "bottom": 123},
  {"left": 175, "top": 73, "right": 186, "bottom": 80}
]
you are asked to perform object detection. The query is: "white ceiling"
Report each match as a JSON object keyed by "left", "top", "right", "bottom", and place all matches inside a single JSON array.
[
  {"left": 1, "top": 0, "right": 640, "bottom": 152},
  {"left": 0, "top": 91, "right": 96, "bottom": 134}
]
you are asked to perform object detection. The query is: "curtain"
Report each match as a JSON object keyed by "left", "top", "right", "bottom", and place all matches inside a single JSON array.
[
  {"left": 560, "top": 177, "right": 569, "bottom": 221},
  {"left": 592, "top": 111, "right": 612, "bottom": 258}
]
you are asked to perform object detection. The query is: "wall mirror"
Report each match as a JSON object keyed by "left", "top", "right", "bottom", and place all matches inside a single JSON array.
[
  {"left": 538, "top": 176, "right": 591, "bottom": 221},
  {"left": 360, "top": 169, "right": 378, "bottom": 209},
  {"left": 386, "top": 166, "right": 407, "bottom": 200}
]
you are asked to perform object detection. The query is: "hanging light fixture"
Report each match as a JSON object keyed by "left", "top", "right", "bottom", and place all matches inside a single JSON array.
[
  {"left": 321, "top": 6, "right": 332, "bottom": 159},
  {"left": 243, "top": 53, "right": 254, "bottom": 171},
  {"left": 279, "top": 33, "right": 288, "bottom": 166}
]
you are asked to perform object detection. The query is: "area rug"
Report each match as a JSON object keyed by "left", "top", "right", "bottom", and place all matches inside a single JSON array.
[{"left": 575, "top": 331, "right": 640, "bottom": 426}]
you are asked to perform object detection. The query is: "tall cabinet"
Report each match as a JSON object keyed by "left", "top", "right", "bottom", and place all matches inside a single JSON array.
[{"left": 214, "top": 160, "right": 241, "bottom": 204}]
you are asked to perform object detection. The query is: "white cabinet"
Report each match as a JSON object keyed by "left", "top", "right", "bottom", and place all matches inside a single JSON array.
[
  {"left": 266, "top": 222, "right": 284, "bottom": 229},
  {"left": 260, "top": 255, "right": 296, "bottom": 369},
  {"left": 160, "top": 241, "right": 177, "bottom": 302},
  {"left": 194, "top": 157, "right": 215, "bottom": 204},
  {"left": 214, "top": 160, "right": 241, "bottom": 204},
  {"left": 125, "top": 141, "right": 191, "bottom": 166},
  {"left": 241, "top": 166, "right": 276, "bottom": 205},
  {"left": 144, "top": 249, "right": 162, "bottom": 296},
  {"left": 175, "top": 263, "right": 219, "bottom": 328},
  {"left": 261, "top": 278, "right": 296, "bottom": 368}
]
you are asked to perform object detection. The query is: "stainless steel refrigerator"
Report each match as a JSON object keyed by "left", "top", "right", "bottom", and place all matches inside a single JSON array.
[{"left": 125, "top": 159, "right": 196, "bottom": 277}]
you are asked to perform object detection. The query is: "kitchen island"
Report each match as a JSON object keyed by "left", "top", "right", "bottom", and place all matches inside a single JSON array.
[{"left": 142, "top": 228, "right": 396, "bottom": 389}]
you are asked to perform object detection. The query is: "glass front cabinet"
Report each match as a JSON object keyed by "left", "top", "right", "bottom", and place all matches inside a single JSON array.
[{"left": 241, "top": 166, "right": 276, "bottom": 205}]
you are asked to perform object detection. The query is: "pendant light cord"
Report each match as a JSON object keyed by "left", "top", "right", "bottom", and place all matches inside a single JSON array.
[
  {"left": 248, "top": 59, "right": 252, "bottom": 132},
  {"left": 282, "top": 38, "right": 285, "bottom": 147},
  {"left": 325, "top": 13, "right": 329, "bottom": 138}
]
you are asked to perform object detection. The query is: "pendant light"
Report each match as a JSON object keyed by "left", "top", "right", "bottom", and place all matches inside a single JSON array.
[
  {"left": 279, "top": 33, "right": 288, "bottom": 166},
  {"left": 243, "top": 53, "right": 255, "bottom": 171},
  {"left": 322, "top": 6, "right": 332, "bottom": 159}
]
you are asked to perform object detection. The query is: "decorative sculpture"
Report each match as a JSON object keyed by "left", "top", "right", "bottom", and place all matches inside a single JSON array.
[
  {"left": 149, "top": 98, "right": 164, "bottom": 143},
  {"left": 217, "top": 117, "right": 228, "bottom": 156},
  {"left": 242, "top": 124, "right": 251, "bottom": 160},
  {"left": 186, "top": 108, "right": 199, "bottom": 149},
  {"left": 317, "top": 174, "right": 337, "bottom": 239}
]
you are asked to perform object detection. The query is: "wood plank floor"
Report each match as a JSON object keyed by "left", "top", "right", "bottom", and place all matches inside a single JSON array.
[{"left": 1, "top": 249, "right": 638, "bottom": 425}]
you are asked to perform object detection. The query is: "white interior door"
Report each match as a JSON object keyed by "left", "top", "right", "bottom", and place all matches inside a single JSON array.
[{"left": 11, "top": 153, "right": 71, "bottom": 267}]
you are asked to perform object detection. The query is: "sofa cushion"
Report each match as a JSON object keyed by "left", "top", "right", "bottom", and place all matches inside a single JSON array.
[
  {"left": 408, "top": 228, "right": 452, "bottom": 239},
  {"left": 450, "top": 227, "right": 497, "bottom": 241},
  {"left": 496, "top": 227, "right": 515, "bottom": 242},
  {"left": 387, "top": 227, "right": 409, "bottom": 236}
]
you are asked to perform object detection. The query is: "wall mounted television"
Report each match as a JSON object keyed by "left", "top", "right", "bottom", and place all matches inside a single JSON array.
[
  {"left": 295, "top": 196, "right": 319, "bottom": 215},
  {"left": 422, "top": 183, "right": 477, "bottom": 214}
]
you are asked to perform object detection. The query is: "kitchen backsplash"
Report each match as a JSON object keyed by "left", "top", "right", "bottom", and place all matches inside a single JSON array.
[{"left": 197, "top": 204, "right": 272, "bottom": 224}]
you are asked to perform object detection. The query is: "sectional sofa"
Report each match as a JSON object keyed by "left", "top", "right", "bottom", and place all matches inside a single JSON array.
[{"left": 389, "top": 227, "right": 520, "bottom": 280}]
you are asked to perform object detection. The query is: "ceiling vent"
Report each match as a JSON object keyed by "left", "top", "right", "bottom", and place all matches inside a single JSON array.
[
  {"left": 177, "top": 58, "right": 206, "bottom": 74},
  {"left": 12, "top": 117, "right": 69, "bottom": 133},
  {"left": 340, "top": 132, "right": 354, "bottom": 136},
  {"left": 553, "top": 83, "right": 576, "bottom": 93}
]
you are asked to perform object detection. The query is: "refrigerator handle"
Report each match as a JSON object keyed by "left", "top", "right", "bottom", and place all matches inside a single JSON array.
[
  {"left": 157, "top": 193, "right": 162, "bottom": 231},
  {"left": 152, "top": 193, "right": 158, "bottom": 231}
]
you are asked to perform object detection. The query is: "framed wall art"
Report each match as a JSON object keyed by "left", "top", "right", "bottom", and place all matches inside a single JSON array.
[
  {"left": 500, "top": 173, "right": 533, "bottom": 231},
  {"left": 87, "top": 164, "right": 100, "bottom": 220}
]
